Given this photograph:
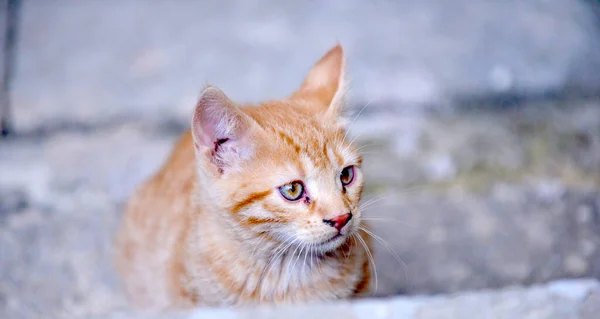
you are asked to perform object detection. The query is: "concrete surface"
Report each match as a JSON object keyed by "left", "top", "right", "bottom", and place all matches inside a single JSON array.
[{"left": 101, "top": 279, "right": 600, "bottom": 319}]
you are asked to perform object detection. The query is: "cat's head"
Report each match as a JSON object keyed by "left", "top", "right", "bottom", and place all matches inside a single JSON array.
[{"left": 191, "top": 45, "right": 363, "bottom": 253}]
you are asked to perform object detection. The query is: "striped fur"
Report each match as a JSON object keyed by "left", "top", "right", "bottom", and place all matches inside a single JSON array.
[{"left": 114, "top": 45, "right": 372, "bottom": 311}]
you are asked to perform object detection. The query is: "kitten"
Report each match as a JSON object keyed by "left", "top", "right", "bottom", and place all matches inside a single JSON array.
[{"left": 114, "top": 45, "right": 372, "bottom": 311}]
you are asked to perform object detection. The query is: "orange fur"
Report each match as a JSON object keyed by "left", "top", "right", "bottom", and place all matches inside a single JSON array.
[{"left": 114, "top": 45, "right": 372, "bottom": 311}]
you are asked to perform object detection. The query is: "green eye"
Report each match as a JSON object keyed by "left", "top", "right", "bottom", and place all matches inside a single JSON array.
[
  {"left": 279, "top": 181, "right": 305, "bottom": 201},
  {"left": 340, "top": 166, "right": 355, "bottom": 186}
]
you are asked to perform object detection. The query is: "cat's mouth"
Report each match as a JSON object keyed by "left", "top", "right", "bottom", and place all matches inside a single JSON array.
[{"left": 318, "top": 233, "right": 345, "bottom": 248}]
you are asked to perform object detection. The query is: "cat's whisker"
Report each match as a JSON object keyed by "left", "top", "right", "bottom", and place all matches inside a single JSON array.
[
  {"left": 359, "top": 198, "right": 385, "bottom": 210},
  {"left": 310, "top": 244, "right": 315, "bottom": 269},
  {"left": 302, "top": 244, "right": 310, "bottom": 270},
  {"left": 356, "top": 151, "right": 385, "bottom": 156},
  {"left": 308, "top": 244, "right": 315, "bottom": 289},
  {"left": 347, "top": 130, "right": 365, "bottom": 148},
  {"left": 300, "top": 245, "right": 309, "bottom": 286},
  {"left": 274, "top": 240, "right": 295, "bottom": 280},
  {"left": 262, "top": 239, "right": 295, "bottom": 287},
  {"left": 357, "top": 184, "right": 431, "bottom": 212},
  {"left": 360, "top": 195, "right": 383, "bottom": 205},
  {"left": 342, "top": 241, "right": 350, "bottom": 259},
  {"left": 358, "top": 196, "right": 387, "bottom": 211},
  {"left": 361, "top": 217, "right": 415, "bottom": 228},
  {"left": 270, "top": 240, "right": 289, "bottom": 259},
  {"left": 288, "top": 243, "right": 306, "bottom": 287},
  {"left": 359, "top": 184, "right": 434, "bottom": 212},
  {"left": 354, "top": 143, "right": 377, "bottom": 152},
  {"left": 250, "top": 233, "right": 270, "bottom": 255},
  {"left": 287, "top": 241, "right": 302, "bottom": 276},
  {"left": 315, "top": 253, "right": 334, "bottom": 292},
  {"left": 260, "top": 243, "right": 284, "bottom": 282},
  {"left": 355, "top": 233, "right": 378, "bottom": 295},
  {"left": 359, "top": 203, "right": 386, "bottom": 213},
  {"left": 359, "top": 226, "right": 409, "bottom": 282},
  {"left": 342, "top": 99, "right": 374, "bottom": 144},
  {"left": 296, "top": 244, "right": 306, "bottom": 270}
]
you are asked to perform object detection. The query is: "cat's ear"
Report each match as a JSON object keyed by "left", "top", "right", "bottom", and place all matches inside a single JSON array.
[
  {"left": 191, "top": 86, "right": 257, "bottom": 174},
  {"left": 291, "top": 44, "right": 347, "bottom": 119}
]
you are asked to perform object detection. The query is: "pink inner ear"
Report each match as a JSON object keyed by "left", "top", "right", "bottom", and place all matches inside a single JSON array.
[
  {"left": 192, "top": 118, "right": 209, "bottom": 148},
  {"left": 193, "top": 108, "right": 221, "bottom": 148},
  {"left": 191, "top": 87, "right": 239, "bottom": 149},
  {"left": 191, "top": 87, "right": 258, "bottom": 174}
]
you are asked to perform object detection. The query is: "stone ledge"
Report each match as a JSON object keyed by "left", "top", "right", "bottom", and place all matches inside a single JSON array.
[{"left": 99, "top": 279, "right": 600, "bottom": 319}]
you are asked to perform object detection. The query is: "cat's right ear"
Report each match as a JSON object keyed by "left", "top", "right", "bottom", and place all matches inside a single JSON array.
[
  {"left": 191, "top": 86, "right": 256, "bottom": 174},
  {"left": 291, "top": 44, "right": 347, "bottom": 120}
]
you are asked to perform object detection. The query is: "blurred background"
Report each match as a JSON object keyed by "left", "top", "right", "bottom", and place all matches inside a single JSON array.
[{"left": 1, "top": 0, "right": 600, "bottom": 318}]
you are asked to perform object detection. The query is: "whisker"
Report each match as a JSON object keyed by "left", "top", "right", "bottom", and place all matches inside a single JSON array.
[
  {"left": 360, "top": 226, "right": 409, "bottom": 282},
  {"left": 290, "top": 243, "right": 306, "bottom": 288},
  {"left": 358, "top": 196, "right": 388, "bottom": 211},
  {"left": 257, "top": 239, "right": 289, "bottom": 300},
  {"left": 359, "top": 199, "right": 384, "bottom": 209},
  {"left": 301, "top": 245, "right": 309, "bottom": 287},
  {"left": 358, "top": 184, "right": 434, "bottom": 211},
  {"left": 342, "top": 99, "right": 374, "bottom": 143},
  {"left": 261, "top": 239, "right": 295, "bottom": 286},
  {"left": 251, "top": 233, "right": 270, "bottom": 255},
  {"left": 347, "top": 130, "right": 365, "bottom": 147},
  {"left": 359, "top": 195, "right": 387, "bottom": 207},
  {"left": 310, "top": 244, "right": 314, "bottom": 269},
  {"left": 285, "top": 241, "right": 303, "bottom": 289},
  {"left": 302, "top": 244, "right": 310, "bottom": 269},
  {"left": 354, "top": 143, "right": 377, "bottom": 152},
  {"left": 315, "top": 253, "right": 334, "bottom": 292},
  {"left": 355, "top": 234, "right": 378, "bottom": 295},
  {"left": 342, "top": 241, "right": 350, "bottom": 259},
  {"left": 361, "top": 217, "right": 415, "bottom": 228},
  {"left": 360, "top": 195, "right": 384, "bottom": 205},
  {"left": 356, "top": 152, "right": 387, "bottom": 158}
]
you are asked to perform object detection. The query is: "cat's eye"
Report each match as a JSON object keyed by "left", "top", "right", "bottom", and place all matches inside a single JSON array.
[
  {"left": 340, "top": 166, "right": 355, "bottom": 186},
  {"left": 279, "top": 181, "right": 305, "bottom": 201}
]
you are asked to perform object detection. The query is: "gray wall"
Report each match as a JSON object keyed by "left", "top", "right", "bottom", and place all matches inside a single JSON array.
[{"left": 11, "top": 0, "right": 600, "bottom": 132}]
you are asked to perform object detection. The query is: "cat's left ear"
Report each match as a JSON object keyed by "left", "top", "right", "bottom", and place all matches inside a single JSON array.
[
  {"left": 291, "top": 44, "right": 347, "bottom": 120},
  {"left": 191, "top": 86, "right": 259, "bottom": 175}
]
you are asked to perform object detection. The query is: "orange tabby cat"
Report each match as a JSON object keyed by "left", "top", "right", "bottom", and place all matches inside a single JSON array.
[{"left": 115, "top": 45, "right": 372, "bottom": 311}]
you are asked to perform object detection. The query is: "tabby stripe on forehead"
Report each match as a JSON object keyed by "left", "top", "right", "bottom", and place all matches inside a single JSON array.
[
  {"left": 232, "top": 190, "right": 272, "bottom": 213},
  {"left": 278, "top": 131, "right": 302, "bottom": 153},
  {"left": 322, "top": 142, "right": 331, "bottom": 163}
]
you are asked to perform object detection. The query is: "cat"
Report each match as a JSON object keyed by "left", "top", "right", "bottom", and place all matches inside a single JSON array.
[{"left": 114, "top": 44, "right": 372, "bottom": 311}]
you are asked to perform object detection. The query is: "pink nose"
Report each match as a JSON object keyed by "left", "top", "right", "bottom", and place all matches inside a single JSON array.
[{"left": 323, "top": 213, "right": 353, "bottom": 231}]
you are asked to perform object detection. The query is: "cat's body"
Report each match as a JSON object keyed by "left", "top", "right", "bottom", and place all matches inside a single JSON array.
[{"left": 115, "top": 45, "right": 372, "bottom": 311}]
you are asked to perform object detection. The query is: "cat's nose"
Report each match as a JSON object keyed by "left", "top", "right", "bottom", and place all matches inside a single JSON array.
[{"left": 323, "top": 212, "right": 352, "bottom": 232}]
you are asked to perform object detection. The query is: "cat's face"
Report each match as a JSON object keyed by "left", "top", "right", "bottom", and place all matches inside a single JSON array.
[{"left": 192, "top": 45, "right": 363, "bottom": 253}]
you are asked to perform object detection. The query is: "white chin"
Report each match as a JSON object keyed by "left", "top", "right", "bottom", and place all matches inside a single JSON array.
[{"left": 316, "top": 234, "right": 347, "bottom": 252}]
